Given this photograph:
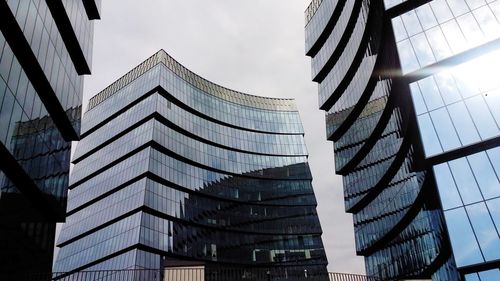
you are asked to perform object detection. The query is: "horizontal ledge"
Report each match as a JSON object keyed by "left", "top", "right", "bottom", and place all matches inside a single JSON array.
[{"left": 425, "top": 136, "right": 500, "bottom": 166}]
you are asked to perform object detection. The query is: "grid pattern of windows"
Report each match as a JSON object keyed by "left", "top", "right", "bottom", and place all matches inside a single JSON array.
[
  {"left": 74, "top": 93, "right": 306, "bottom": 162},
  {"left": 82, "top": 64, "right": 303, "bottom": 136},
  {"left": 55, "top": 51, "right": 328, "bottom": 275},
  {"left": 390, "top": 0, "right": 500, "bottom": 279},
  {"left": 434, "top": 148, "right": 500, "bottom": 267},
  {"left": 392, "top": 0, "right": 500, "bottom": 73},
  {"left": 305, "top": 0, "right": 337, "bottom": 52},
  {"left": 311, "top": 0, "right": 358, "bottom": 78},
  {"left": 318, "top": 1, "right": 372, "bottom": 106},
  {"left": 411, "top": 49, "right": 500, "bottom": 157},
  {"left": 6, "top": 0, "right": 85, "bottom": 123}
]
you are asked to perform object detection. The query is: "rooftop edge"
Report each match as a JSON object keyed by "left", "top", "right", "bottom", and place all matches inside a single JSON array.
[{"left": 87, "top": 50, "right": 297, "bottom": 112}]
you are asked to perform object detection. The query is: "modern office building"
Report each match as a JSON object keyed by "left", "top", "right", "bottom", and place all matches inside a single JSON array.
[
  {"left": 53, "top": 50, "right": 329, "bottom": 280},
  {"left": 305, "top": 0, "right": 499, "bottom": 280},
  {"left": 0, "top": 0, "right": 100, "bottom": 274}
]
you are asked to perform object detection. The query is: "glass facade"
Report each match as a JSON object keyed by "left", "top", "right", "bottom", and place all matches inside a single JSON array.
[
  {"left": 0, "top": 0, "right": 99, "bottom": 275},
  {"left": 391, "top": 1, "right": 500, "bottom": 280},
  {"left": 306, "top": 0, "right": 500, "bottom": 280},
  {"left": 54, "top": 50, "right": 329, "bottom": 280}
]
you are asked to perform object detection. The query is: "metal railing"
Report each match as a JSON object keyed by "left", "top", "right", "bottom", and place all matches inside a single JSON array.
[
  {"left": 0, "top": 268, "right": 377, "bottom": 281},
  {"left": 328, "top": 272, "right": 378, "bottom": 281}
]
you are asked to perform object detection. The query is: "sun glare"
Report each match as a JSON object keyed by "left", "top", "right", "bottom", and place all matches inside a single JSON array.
[{"left": 450, "top": 49, "right": 500, "bottom": 94}]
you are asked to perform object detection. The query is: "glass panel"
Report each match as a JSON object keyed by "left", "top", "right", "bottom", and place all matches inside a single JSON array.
[
  {"left": 449, "top": 157, "right": 483, "bottom": 205},
  {"left": 448, "top": 0, "right": 470, "bottom": 17},
  {"left": 416, "top": 4, "right": 438, "bottom": 30},
  {"left": 434, "top": 163, "right": 463, "bottom": 210},
  {"left": 434, "top": 71, "right": 461, "bottom": 105},
  {"left": 410, "top": 33, "right": 436, "bottom": 66},
  {"left": 478, "top": 269, "right": 500, "bottom": 281},
  {"left": 392, "top": 17, "right": 408, "bottom": 42},
  {"left": 429, "top": 107, "right": 461, "bottom": 151},
  {"left": 457, "top": 13, "right": 484, "bottom": 47},
  {"left": 410, "top": 82, "right": 427, "bottom": 114},
  {"left": 398, "top": 39, "right": 420, "bottom": 73},
  {"left": 417, "top": 114, "right": 443, "bottom": 156},
  {"left": 465, "top": 273, "right": 480, "bottom": 281},
  {"left": 430, "top": 0, "right": 455, "bottom": 24},
  {"left": 466, "top": 202, "right": 500, "bottom": 261},
  {"left": 474, "top": 6, "right": 500, "bottom": 42},
  {"left": 401, "top": 10, "right": 423, "bottom": 36},
  {"left": 486, "top": 198, "right": 500, "bottom": 235},
  {"left": 447, "top": 101, "right": 480, "bottom": 145},
  {"left": 419, "top": 76, "right": 444, "bottom": 110},
  {"left": 466, "top": 0, "right": 486, "bottom": 9},
  {"left": 444, "top": 207, "right": 484, "bottom": 267},
  {"left": 441, "top": 19, "right": 468, "bottom": 53},
  {"left": 486, "top": 147, "right": 500, "bottom": 176},
  {"left": 426, "top": 26, "right": 452, "bottom": 61},
  {"left": 468, "top": 152, "right": 500, "bottom": 200},
  {"left": 466, "top": 95, "right": 499, "bottom": 139},
  {"left": 484, "top": 89, "right": 500, "bottom": 124}
]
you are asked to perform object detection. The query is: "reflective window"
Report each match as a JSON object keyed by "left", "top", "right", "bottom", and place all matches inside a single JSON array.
[
  {"left": 465, "top": 273, "right": 481, "bottom": 281},
  {"left": 434, "top": 148, "right": 500, "bottom": 269},
  {"left": 444, "top": 207, "right": 484, "bottom": 267},
  {"left": 449, "top": 157, "right": 483, "bottom": 205},
  {"left": 392, "top": 1, "right": 500, "bottom": 73},
  {"left": 430, "top": 108, "right": 461, "bottom": 151},
  {"left": 417, "top": 114, "right": 442, "bottom": 155},
  {"left": 397, "top": 39, "right": 420, "bottom": 73},
  {"left": 447, "top": 102, "right": 480, "bottom": 145},
  {"left": 466, "top": 202, "right": 500, "bottom": 261},
  {"left": 426, "top": 25, "right": 452, "bottom": 60},
  {"left": 401, "top": 10, "right": 423, "bottom": 36},
  {"left": 435, "top": 72, "right": 461, "bottom": 104},
  {"left": 465, "top": 269, "right": 500, "bottom": 281},
  {"left": 434, "top": 163, "right": 463, "bottom": 210},
  {"left": 56, "top": 45, "right": 327, "bottom": 273},
  {"left": 487, "top": 147, "right": 500, "bottom": 175},
  {"left": 466, "top": 95, "right": 499, "bottom": 139},
  {"left": 418, "top": 76, "right": 444, "bottom": 111},
  {"left": 468, "top": 152, "right": 500, "bottom": 199},
  {"left": 410, "top": 50, "right": 500, "bottom": 157},
  {"left": 478, "top": 269, "right": 500, "bottom": 281},
  {"left": 410, "top": 79, "right": 427, "bottom": 115},
  {"left": 486, "top": 198, "right": 500, "bottom": 234}
]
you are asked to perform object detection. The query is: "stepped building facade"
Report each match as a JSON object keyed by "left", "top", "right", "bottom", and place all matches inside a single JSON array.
[
  {"left": 54, "top": 50, "right": 329, "bottom": 280},
  {"left": 305, "top": 0, "right": 500, "bottom": 280},
  {"left": 0, "top": 0, "right": 100, "bottom": 274}
]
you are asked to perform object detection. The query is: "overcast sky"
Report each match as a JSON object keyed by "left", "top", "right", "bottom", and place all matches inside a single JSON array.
[{"left": 78, "top": 0, "right": 365, "bottom": 274}]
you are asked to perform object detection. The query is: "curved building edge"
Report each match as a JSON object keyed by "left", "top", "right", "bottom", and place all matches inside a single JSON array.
[
  {"left": 87, "top": 49, "right": 298, "bottom": 112},
  {"left": 54, "top": 50, "right": 329, "bottom": 278},
  {"left": 305, "top": 0, "right": 460, "bottom": 280}
]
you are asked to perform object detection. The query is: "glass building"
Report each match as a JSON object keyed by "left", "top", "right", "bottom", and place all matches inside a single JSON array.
[
  {"left": 54, "top": 50, "right": 329, "bottom": 280},
  {"left": 306, "top": 0, "right": 499, "bottom": 280},
  {"left": 0, "top": 0, "right": 100, "bottom": 275}
]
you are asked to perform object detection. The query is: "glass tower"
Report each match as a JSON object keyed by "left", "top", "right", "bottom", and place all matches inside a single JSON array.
[
  {"left": 54, "top": 50, "right": 329, "bottom": 280},
  {"left": 0, "top": 0, "right": 100, "bottom": 274},
  {"left": 306, "top": 0, "right": 500, "bottom": 280}
]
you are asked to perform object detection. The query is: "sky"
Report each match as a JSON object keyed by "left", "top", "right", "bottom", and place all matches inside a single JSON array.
[{"left": 71, "top": 0, "right": 366, "bottom": 274}]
